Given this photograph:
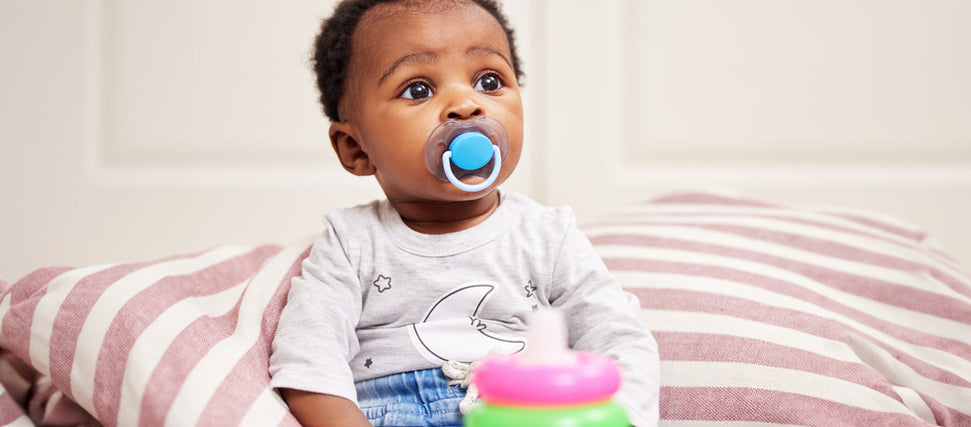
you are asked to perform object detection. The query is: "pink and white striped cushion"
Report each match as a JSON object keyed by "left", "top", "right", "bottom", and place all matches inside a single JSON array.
[
  {"left": 0, "top": 192, "right": 969, "bottom": 426},
  {"left": 0, "top": 240, "right": 313, "bottom": 427},
  {"left": 583, "top": 192, "right": 971, "bottom": 425}
]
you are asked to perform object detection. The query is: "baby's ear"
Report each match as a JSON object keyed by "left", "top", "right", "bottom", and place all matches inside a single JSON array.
[{"left": 329, "top": 122, "right": 375, "bottom": 176}]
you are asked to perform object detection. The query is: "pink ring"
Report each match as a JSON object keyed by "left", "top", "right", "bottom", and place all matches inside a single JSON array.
[{"left": 472, "top": 352, "right": 621, "bottom": 406}]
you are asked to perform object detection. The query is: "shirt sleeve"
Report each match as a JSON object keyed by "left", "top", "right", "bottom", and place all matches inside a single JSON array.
[
  {"left": 549, "top": 217, "right": 661, "bottom": 427},
  {"left": 268, "top": 221, "right": 363, "bottom": 404}
]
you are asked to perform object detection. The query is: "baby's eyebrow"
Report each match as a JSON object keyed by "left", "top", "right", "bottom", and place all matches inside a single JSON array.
[
  {"left": 467, "top": 46, "right": 512, "bottom": 68},
  {"left": 378, "top": 52, "right": 437, "bottom": 86},
  {"left": 376, "top": 46, "right": 511, "bottom": 87}
]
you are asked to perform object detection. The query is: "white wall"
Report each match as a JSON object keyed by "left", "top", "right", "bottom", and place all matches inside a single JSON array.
[
  {"left": 2, "top": 0, "right": 969, "bottom": 280},
  {"left": 540, "top": 0, "right": 971, "bottom": 265}
]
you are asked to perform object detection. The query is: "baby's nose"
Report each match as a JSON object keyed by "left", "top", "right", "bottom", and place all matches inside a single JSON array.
[{"left": 443, "top": 92, "right": 484, "bottom": 120}]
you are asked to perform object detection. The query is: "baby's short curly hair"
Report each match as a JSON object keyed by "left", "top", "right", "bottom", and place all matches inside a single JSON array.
[{"left": 312, "top": 0, "right": 524, "bottom": 123}]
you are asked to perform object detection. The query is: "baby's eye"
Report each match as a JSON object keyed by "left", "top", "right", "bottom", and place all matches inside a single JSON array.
[
  {"left": 401, "top": 82, "right": 433, "bottom": 100},
  {"left": 474, "top": 73, "right": 503, "bottom": 92}
]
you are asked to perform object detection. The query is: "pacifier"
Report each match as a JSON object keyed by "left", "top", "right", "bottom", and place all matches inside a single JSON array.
[{"left": 424, "top": 116, "right": 509, "bottom": 192}]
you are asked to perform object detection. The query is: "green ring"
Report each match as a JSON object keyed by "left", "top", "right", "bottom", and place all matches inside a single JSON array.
[{"left": 464, "top": 400, "right": 629, "bottom": 427}]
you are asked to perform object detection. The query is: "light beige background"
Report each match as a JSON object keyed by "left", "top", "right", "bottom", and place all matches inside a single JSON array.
[{"left": 2, "top": 0, "right": 969, "bottom": 280}]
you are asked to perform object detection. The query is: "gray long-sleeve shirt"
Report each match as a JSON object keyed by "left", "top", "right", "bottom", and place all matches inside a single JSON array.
[{"left": 269, "top": 191, "right": 659, "bottom": 426}]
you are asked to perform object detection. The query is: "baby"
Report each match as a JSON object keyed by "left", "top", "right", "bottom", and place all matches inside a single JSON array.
[{"left": 268, "top": 0, "right": 660, "bottom": 426}]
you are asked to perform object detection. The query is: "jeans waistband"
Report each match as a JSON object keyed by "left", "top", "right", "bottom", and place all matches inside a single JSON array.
[{"left": 355, "top": 368, "right": 464, "bottom": 406}]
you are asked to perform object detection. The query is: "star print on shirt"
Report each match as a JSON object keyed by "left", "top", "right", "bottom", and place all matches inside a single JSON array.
[
  {"left": 373, "top": 275, "right": 392, "bottom": 293},
  {"left": 524, "top": 280, "right": 536, "bottom": 298},
  {"left": 365, "top": 358, "right": 373, "bottom": 368}
]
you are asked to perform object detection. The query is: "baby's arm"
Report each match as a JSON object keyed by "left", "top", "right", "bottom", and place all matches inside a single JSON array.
[
  {"left": 269, "top": 227, "right": 367, "bottom": 426},
  {"left": 281, "top": 389, "right": 371, "bottom": 427},
  {"left": 549, "top": 222, "right": 661, "bottom": 427}
]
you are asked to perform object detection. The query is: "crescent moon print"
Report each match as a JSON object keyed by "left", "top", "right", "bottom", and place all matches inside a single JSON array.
[{"left": 408, "top": 283, "right": 526, "bottom": 363}]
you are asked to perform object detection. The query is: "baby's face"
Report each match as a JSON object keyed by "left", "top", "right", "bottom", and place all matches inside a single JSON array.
[{"left": 335, "top": 1, "right": 523, "bottom": 204}]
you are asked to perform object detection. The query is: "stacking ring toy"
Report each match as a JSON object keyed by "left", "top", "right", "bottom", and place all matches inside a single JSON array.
[
  {"left": 465, "top": 400, "right": 628, "bottom": 427},
  {"left": 465, "top": 309, "right": 630, "bottom": 427},
  {"left": 473, "top": 352, "right": 621, "bottom": 406}
]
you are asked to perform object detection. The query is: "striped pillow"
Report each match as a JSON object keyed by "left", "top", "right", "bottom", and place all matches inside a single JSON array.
[
  {"left": 0, "top": 192, "right": 968, "bottom": 426},
  {"left": 0, "top": 241, "right": 312, "bottom": 427},
  {"left": 583, "top": 192, "right": 971, "bottom": 425}
]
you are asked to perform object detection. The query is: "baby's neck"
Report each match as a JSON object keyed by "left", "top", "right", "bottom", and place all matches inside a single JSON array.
[{"left": 391, "top": 191, "right": 501, "bottom": 235}]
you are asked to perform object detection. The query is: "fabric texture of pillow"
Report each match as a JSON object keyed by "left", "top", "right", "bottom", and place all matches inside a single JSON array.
[
  {"left": 582, "top": 191, "right": 971, "bottom": 425},
  {"left": 0, "top": 242, "right": 309, "bottom": 426},
  {"left": 0, "top": 191, "right": 969, "bottom": 426}
]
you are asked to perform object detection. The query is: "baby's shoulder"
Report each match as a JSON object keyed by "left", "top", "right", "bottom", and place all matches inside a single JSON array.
[
  {"left": 503, "top": 191, "right": 577, "bottom": 232},
  {"left": 325, "top": 199, "right": 384, "bottom": 227},
  {"left": 314, "top": 199, "right": 387, "bottom": 247}
]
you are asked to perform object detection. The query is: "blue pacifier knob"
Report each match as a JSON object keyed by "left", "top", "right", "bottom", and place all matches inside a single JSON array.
[{"left": 449, "top": 132, "right": 495, "bottom": 170}]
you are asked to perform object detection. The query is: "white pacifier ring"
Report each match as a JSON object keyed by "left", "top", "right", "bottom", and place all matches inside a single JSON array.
[{"left": 443, "top": 145, "right": 502, "bottom": 192}]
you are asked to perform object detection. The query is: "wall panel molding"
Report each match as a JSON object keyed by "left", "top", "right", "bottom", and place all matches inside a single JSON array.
[
  {"left": 82, "top": 0, "right": 349, "bottom": 187},
  {"left": 613, "top": 0, "right": 971, "bottom": 185},
  {"left": 542, "top": 0, "right": 970, "bottom": 265}
]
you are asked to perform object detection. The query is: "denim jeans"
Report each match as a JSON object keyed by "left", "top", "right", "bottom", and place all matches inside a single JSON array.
[{"left": 355, "top": 368, "right": 466, "bottom": 427}]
